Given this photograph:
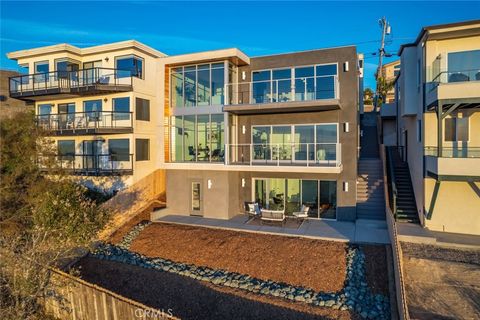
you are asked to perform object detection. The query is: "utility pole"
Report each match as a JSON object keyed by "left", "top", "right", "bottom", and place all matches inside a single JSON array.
[{"left": 375, "top": 17, "right": 391, "bottom": 110}]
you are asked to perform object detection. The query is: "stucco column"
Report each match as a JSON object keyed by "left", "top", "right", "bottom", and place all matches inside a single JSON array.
[{"left": 437, "top": 101, "right": 443, "bottom": 157}]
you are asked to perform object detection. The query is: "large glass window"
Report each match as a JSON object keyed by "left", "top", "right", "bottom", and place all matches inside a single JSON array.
[
  {"left": 83, "top": 100, "right": 102, "bottom": 121},
  {"left": 170, "top": 114, "right": 225, "bottom": 162},
  {"left": 252, "top": 126, "right": 271, "bottom": 161},
  {"left": 38, "top": 104, "right": 52, "bottom": 123},
  {"left": 171, "top": 63, "right": 225, "bottom": 107},
  {"left": 294, "top": 66, "right": 315, "bottom": 101},
  {"left": 252, "top": 70, "right": 271, "bottom": 104},
  {"left": 448, "top": 50, "right": 480, "bottom": 82},
  {"left": 115, "top": 55, "right": 144, "bottom": 79},
  {"left": 34, "top": 61, "right": 49, "bottom": 84},
  {"left": 253, "top": 178, "right": 336, "bottom": 218},
  {"left": 58, "top": 103, "right": 75, "bottom": 129},
  {"left": 109, "top": 139, "right": 130, "bottom": 161},
  {"left": 55, "top": 59, "right": 79, "bottom": 79},
  {"left": 294, "top": 125, "right": 315, "bottom": 161},
  {"left": 315, "top": 64, "right": 337, "bottom": 99},
  {"left": 445, "top": 116, "right": 469, "bottom": 142},
  {"left": 135, "top": 139, "right": 149, "bottom": 161},
  {"left": 271, "top": 126, "right": 292, "bottom": 160},
  {"left": 58, "top": 140, "right": 75, "bottom": 160},
  {"left": 113, "top": 97, "right": 130, "bottom": 120},
  {"left": 316, "top": 124, "right": 338, "bottom": 161},
  {"left": 135, "top": 98, "right": 150, "bottom": 121}
]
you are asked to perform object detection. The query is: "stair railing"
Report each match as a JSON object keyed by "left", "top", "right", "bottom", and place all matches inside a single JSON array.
[{"left": 386, "top": 146, "right": 398, "bottom": 221}]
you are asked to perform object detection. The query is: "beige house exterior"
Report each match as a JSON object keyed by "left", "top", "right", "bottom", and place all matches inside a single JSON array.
[
  {"left": 381, "top": 59, "right": 400, "bottom": 103},
  {"left": 395, "top": 20, "right": 480, "bottom": 235}
]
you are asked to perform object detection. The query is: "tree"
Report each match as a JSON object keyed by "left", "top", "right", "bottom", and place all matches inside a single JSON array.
[
  {"left": 363, "top": 88, "right": 374, "bottom": 105},
  {"left": 376, "top": 76, "right": 395, "bottom": 107},
  {"left": 0, "top": 111, "right": 111, "bottom": 319}
]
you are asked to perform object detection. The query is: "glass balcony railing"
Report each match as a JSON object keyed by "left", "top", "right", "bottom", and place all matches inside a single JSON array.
[
  {"left": 9, "top": 68, "right": 133, "bottom": 96},
  {"left": 424, "top": 146, "right": 480, "bottom": 158},
  {"left": 428, "top": 69, "right": 480, "bottom": 92},
  {"left": 226, "top": 142, "right": 341, "bottom": 167},
  {"left": 225, "top": 75, "right": 338, "bottom": 105},
  {"left": 36, "top": 111, "right": 133, "bottom": 133},
  {"left": 38, "top": 154, "right": 134, "bottom": 175}
]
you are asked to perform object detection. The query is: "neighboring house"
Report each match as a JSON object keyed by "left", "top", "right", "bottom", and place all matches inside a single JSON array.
[
  {"left": 391, "top": 19, "right": 480, "bottom": 235},
  {"left": 381, "top": 60, "right": 400, "bottom": 104},
  {"left": 6, "top": 41, "right": 165, "bottom": 192},
  {"left": 7, "top": 42, "right": 363, "bottom": 221}
]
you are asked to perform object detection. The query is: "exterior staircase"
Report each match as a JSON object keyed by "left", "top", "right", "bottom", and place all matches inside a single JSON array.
[
  {"left": 357, "top": 159, "right": 386, "bottom": 220},
  {"left": 356, "top": 111, "right": 385, "bottom": 220},
  {"left": 389, "top": 148, "right": 420, "bottom": 223}
]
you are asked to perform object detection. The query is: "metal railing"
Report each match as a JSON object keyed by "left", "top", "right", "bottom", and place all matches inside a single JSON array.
[
  {"left": 428, "top": 69, "right": 480, "bottom": 92},
  {"left": 38, "top": 154, "right": 134, "bottom": 175},
  {"left": 386, "top": 146, "right": 398, "bottom": 221},
  {"left": 225, "top": 75, "right": 338, "bottom": 105},
  {"left": 9, "top": 68, "right": 133, "bottom": 95},
  {"left": 36, "top": 111, "right": 133, "bottom": 132},
  {"left": 424, "top": 146, "right": 480, "bottom": 158},
  {"left": 225, "top": 142, "right": 341, "bottom": 167}
]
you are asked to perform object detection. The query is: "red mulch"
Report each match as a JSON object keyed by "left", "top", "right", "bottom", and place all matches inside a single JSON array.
[
  {"left": 362, "top": 245, "right": 389, "bottom": 296},
  {"left": 129, "top": 223, "right": 348, "bottom": 293}
]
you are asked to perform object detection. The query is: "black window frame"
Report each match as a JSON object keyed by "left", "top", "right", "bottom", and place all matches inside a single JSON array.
[
  {"left": 109, "top": 139, "right": 130, "bottom": 162},
  {"left": 135, "top": 97, "right": 150, "bottom": 121},
  {"left": 135, "top": 139, "right": 150, "bottom": 161},
  {"left": 114, "top": 54, "right": 144, "bottom": 79}
]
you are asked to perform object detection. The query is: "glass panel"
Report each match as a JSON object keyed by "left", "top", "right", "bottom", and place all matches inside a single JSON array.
[
  {"left": 254, "top": 179, "right": 267, "bottom": 209},
  {"left": 116, "top": 56, "right": 143, "bottom": 78},
  {"left": 210, "top": 114, "right": 224, "bottom": 162},
  {"left": 135, "top": 139, "right": 149, "bottom": 161},
  {"left": 444, "top": 118, "right": 455, "bottom": 142},
  {"left": 456, "top": 117, "right": 469, "bottom": 142},
  {"left": 84, "top": 100, "right": 102, "bottom": 122},
  {"left": 109, "top": 139, "right": 130, "bottom": 161},
  {"left": 252, "top": 70, "right": 271, "bottom": 103},
  {"left": 316, "top": 64, "right": 337, "bottom": 76},
  {"left": 302, "top": 180, "right": 319, "bottom": 218},
  {"left": 184, "top": 66, "right": 196, "bottom": 107},
  {"left": 183, "top": 115, "right": 196, "bottom": 161},
  {"left": 38, "top": 104, "right": 52, "bottom": 124},
  {"left": 171, "top": 69, "right": 184, "bottom": 107},
  {"left": 58, "top": 140, "right": 75, "bottom": 158},
  {"left": 173, "top": 116, "right": 184, "bottom": 162},
  {"left": 447, "top": 50, "right": 480, "bottom": 82},
  {"left": 197, "top": 66, "right": 210, "bottom": 106},
  {"left": 211, "top": 66, "right": 225, "bottom": 105},
  {"left": 316, "top": 124, "right": 337, "bottom": 162},
  {"left": 252, "top": 126, "right": 271, "bottom": 161},
  {"left": 316, "top": 76, "right": 335, "bottom": 99},
  {"left": 191, "top": 182, "right": 201, "bottom": 211},
  {"left": 82, "top": 140, "right": 102, "bottom": 170},
  {"left": 294, "top": 125, "right": 314, "bottom": 161},
  {"left": 83, "top": 61, "right": 101, "bottom": 84},
  {"left": 113, "top": 97, "right": 130, "bottom": 120},
  {"left": 273, "top": 68, "right": 292, "bottom": 102},
  {"left": 34, "top": 61, "right": 49, "bottom": 84},
  {"left": 58, "top": 103, "right": 75, "bottom": 129},
  {"left": 319, "top": 181, "right": 337, "bottom": 219},
  {"left": 271, "top": 126, "right": 292, "bottom": 160},
  {"left": 295, "top": 66, "right": 315, "bottom": 101},
  {"left": 268, "top": 178, "right": 285, "bottom": 211},
  {"left": 316, "top": 124, "right": 337, "bottom": 143},
  {"left": 286, "top": 179, "right": 301, "bottom": 216},
  {"left": 197, "top": 115, "right": 209, "bottom": 162}
]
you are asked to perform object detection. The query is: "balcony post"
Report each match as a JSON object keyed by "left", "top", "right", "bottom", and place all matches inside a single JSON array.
[{"left": 437, "top": 101, "right": 443, "bottom": 157}]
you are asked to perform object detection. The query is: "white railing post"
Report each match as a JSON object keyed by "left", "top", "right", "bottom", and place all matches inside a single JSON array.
[{"left": 225, "top": 144, "right": 229, "bottom": 164}]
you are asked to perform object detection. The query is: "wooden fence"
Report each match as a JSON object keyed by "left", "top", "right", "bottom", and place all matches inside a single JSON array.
[
  {"left": 44, "top": 268, "right": 179, "bottom": 320},
  {"left": 380, "top": 144, "right": 410, "bottom": 320}
]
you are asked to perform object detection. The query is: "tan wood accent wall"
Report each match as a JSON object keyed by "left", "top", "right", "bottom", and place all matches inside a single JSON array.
[{"left": 164, "top": 67, "right": 170, "bottom": 162}]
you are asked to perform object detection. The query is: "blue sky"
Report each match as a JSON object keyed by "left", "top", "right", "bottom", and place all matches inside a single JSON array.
[{"left": 1, "top": 1, "right": 479, "bottom": 89}]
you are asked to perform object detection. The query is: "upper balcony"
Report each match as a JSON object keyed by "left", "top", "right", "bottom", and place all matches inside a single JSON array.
[
  {"left": 9, "top": 68, "right": 133, "bottom": 101},
  {"left": 424, "top": 146, "right": 480, "bottom": 180},
  {"left": 223, "top": 75, "right": 340, "bottom": 115},
  {"left": 425, "top": 69, "right": 480, "bottom": 108},
  {"left": 37, "top": 111, "right": 133, "bottom": 136}
]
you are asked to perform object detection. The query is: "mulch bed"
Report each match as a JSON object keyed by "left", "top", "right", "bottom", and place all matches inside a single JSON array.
[
  {"left": 401, "top": 242, "right": 480, "bottom": 265},
  {"left": 129, "top": 223, "right": 348, "bottom": 293},
  {"left": 362, "top": 245, "right": 389, "bottom": 296},
  {"left": 74, "top": 257, "right": 359, "bottom": 320}
]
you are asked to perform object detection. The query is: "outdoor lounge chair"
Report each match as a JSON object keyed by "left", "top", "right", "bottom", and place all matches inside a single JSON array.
[
  {"left": 260, "top": 209, "right": 285, "bottom": 226},
  {"left": 245, "top": 202, "right": 261, "bottom": 219},
  {"left": 293, "top": 205, "right": 310, "bottom": 221}
]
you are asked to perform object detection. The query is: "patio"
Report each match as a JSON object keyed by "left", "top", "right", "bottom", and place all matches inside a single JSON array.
[{"left": 153, "top": 213, "right": 390, "bottom": 244}]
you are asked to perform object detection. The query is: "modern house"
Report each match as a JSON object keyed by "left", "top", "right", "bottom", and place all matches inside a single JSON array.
[
  {"left": 7, "top": 41, "right": 165, "bottom": 190},
  {"left": 389, "top": 19, "right": 480, "bottom": 235},
  {"left": 7, "top": 42, "right": 363, "bottom": 221},
  {"left": 381, "top": 60, "right": 401, "bottom": 104},
  {"left": 159, "top": 46, "right": 362, "bottom": 221}
]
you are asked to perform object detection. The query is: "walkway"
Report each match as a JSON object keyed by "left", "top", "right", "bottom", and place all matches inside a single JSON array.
[{"left": 153, "top": 213, "right": 390, "bottom": 245}]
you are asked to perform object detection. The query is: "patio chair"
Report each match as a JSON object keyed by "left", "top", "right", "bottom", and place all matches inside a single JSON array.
[
  {"left": 317, "top": 149, "right": 326, "bottom": 162},
  {"left": 293, "top": 205, "right": 310, "bottom": 222},
  {"left": 260, "top": 209, "right": 285, "bottom": 226},
  {"left": 245, "top": 202, "right": 261, "bottom": 219}
]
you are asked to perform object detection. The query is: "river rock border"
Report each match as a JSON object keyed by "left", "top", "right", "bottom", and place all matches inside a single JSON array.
[{"left": 93, "top": 223, "right": 389, "bottom": 319}]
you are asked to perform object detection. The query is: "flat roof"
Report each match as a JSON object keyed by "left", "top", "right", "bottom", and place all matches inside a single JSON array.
[
  {"left": 161, "top": 48, "right": 250, "bottom": 66},
  {"left": 7, "top": 40, "right": 166, "bottom": 60}
]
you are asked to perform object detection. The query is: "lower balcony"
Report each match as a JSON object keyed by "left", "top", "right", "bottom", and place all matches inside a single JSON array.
[
  {"left": 39, "top": 154, "right": 133, "bottom": 176},
  {"left": 37, "top": 111, "right": 133, "bottom": 135},
  {"left": 226, "top": 143, "right": 341, "bottom": 167},
  {"left": 424, "top": 146, "right": 480, "bottom": 180}
]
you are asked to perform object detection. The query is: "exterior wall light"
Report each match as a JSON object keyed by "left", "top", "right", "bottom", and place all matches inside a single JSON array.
[
  {"left": 242, "top": 125, "right": 246, "bottom": 134},
  {"left": 207, "top": 179, "right": 212, "bottom": 189},
  {"left": 344, "top": 61, "right": 349, "bottom": 72},
  {"left": 242, "top": 71, "right": 246, "bottom": 80},
  {"left": 104, "top": 98, "right": 108, "bottom": 103},
  {"left": 344, "top": 122, "right": 350, "bottom": 133},
  {"left": 241, "top": 178, "right": 246, "bottom": 188},
  {"left": 105, "top": 57, "right": 109, "bottom": 62},
  {"left": 343, "top": 181, "right": 349, "bottom": 192}
]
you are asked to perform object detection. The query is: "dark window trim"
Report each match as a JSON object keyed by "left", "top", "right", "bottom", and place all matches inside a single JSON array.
[
  {"left": 135, "top": 138, "right": 150, "bottom": 161},
  {"left": 114, "top": 54, "right": 145, "bottom": 79}
]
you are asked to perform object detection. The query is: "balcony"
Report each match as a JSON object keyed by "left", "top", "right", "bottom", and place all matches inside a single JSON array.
[
  {"left": 38, "top": 154, "right": 134, "bottom": 176},
  {"left": 226, "top": 143, "right": 341, "bottom": 170},
  {"left": 424, "top": 146, "right": 480, "bottom": 180},
  {"left": 426, "top": 70, "right": 480, "bottom": 108},
  {"left": 9, "top": 68, "right": 133, "bottom": 101},
  {"left": 37, "top": 111, "right": 133, "bottom": 136},
  {"left": 223, "top": 75, "right": 340, "bottom": 114}
]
